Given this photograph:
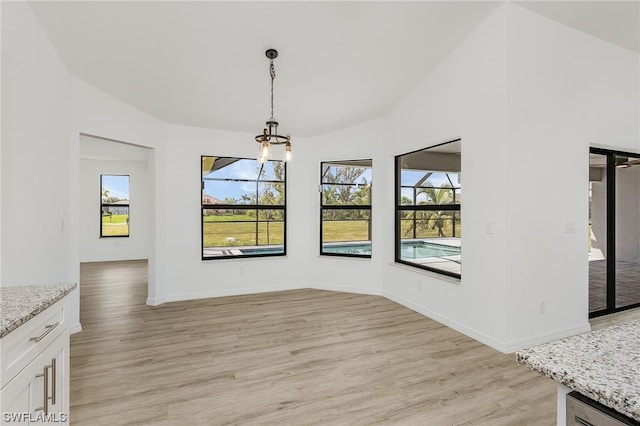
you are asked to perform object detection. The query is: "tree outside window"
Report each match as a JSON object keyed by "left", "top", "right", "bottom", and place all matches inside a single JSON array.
[
  {"left": 320, "top": 160, "right": 372, "bottom": 258},
  {"left": 396, "top": 140, "right": 461, "bottom": 278},
  {"left": 201, "top": 156, "right": 286, "bottom": 259}
]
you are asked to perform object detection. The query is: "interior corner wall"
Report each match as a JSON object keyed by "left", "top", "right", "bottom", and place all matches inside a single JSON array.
[
  {"left": 1, "top": 2, "right": 73, "bottom": 286},
  {"left": 304, "top": 118, "right": 386, "bottom": 296},
  {"left": 157, "top": 124, "right": 316, "bottom": 304},
  {"left": 504, "top": 4, "right": 639, "bottom": 349},
  {"left": 71, "top": 78, "right": 166, "bottom": 306},
  {"left": 381, "top": 5, "right": 510, "bottom": 351},
  {"left": 79, "top": 158, "right": 150, "bottom": 262}
]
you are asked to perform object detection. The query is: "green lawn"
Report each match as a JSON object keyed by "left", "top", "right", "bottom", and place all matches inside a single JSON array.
[
  {"left": 102, "top": 214, "right": 129, "bottom": 236},
  {"left": 203, "top": 218, "right": 372, "bottom": 247},
  {"left": 322, "top": 220, "right": 370, "bottom": 242},
  {"left": 203, "top": 221, "right": 285, "bottom": 247}
]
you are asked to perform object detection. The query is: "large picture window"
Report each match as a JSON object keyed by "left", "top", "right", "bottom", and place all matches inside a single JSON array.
[
  {"left": 101, "top": 174, "right": 130, "bottom": 237},
  {"left": 201, "top": 156, "right": 286, "bottom": 259},
  {"left": 395, "top": 140, "right": 461, "bottom": 278},
  {"left": 320, "top": 160, "right": 372, "bottom": 258}
]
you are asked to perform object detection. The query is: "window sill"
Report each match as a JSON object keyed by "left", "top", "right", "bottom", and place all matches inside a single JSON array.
[{"left": 388, "top": 261, "right": 461, "bottom": 285}]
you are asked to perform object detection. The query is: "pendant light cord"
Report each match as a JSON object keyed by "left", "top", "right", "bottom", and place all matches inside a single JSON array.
[{"left": 269, "top": 59, "right": 276, "bottom": 122}]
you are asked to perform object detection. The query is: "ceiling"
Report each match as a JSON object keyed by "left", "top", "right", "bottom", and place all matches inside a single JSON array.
[{"left": 27, "top": 1, "right": 639, "bottom": 139}]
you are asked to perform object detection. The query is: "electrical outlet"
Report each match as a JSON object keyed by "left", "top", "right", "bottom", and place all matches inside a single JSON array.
[{"left": 539, "top": 301, "right": 546, "bottom": 314}]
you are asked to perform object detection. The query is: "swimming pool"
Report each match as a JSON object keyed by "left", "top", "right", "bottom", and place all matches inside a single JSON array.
[
  {"left": 322, "top": 243, "right": 372, "bottom": 255},
  {"left": 400, "top": 241, "right": 460, "bottom": 259},
  {"left": 240, "top": 247, "right": 284, "bottom": 255},
  {"left": 227, "top": 241, "right": 460, "bottom": 257},
  {"left": 321, "top": 241, "right": 460, "bottom": 258}
]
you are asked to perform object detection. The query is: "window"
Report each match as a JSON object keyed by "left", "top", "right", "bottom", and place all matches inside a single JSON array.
[
  {"left": 101, "top": 175, "right": 130, "bottom": 237},
  {"left": 320, "top": 160, "right": 372, "bottom": 257},
  {"left": 395, "top": 140, "right": 461, "bottom": 278},
  {"left": 201, "top": 156, "right": 286, "bottom": 259}
]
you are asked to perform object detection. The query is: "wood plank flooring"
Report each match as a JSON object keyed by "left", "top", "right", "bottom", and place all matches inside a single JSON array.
[{"left": 71, "top": 260, "right": 557, "bottom": 425}]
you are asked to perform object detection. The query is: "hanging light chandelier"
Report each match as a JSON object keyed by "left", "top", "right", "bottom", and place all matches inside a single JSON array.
[{"left": 256, "top": 49, "right": 292, "bottom": 163}]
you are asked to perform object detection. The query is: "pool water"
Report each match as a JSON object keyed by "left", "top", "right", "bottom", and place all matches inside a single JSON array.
[
  {"left": 323, "top": 243, "right": 372, "bottom": 255},
  {"left": 321, "top": 241, "right": 460, "bottom": 258},
  {"left": 240, "top": 247, "right": 284, "bottom": 255},
  {"left": 400, "top": 241, "right": 460, "bottom": 259}
]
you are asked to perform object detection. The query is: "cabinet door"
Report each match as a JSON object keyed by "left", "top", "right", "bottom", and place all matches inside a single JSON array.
[
  {"left": 1, "top": 330, "right": 68, "bottom": 425},
  {"left": 1, "top": 368, "right": 31, "bottom": 424},
  {"left": 29, "top": 330, "right": 68, "bottom": 425}
]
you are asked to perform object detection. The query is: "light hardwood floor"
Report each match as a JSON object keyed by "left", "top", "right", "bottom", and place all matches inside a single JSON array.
[{"left": 72, "top": 260, "right": 557, "bottom": 425}]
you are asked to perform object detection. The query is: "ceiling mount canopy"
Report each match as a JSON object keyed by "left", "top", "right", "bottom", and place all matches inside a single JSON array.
[{"left": 256, "top": 49, "right": 292, "bottom": 163}]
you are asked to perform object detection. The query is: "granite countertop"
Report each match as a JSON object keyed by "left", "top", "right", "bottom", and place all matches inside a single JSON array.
[
  {"left": 0, "top": 283, "right": 77, "bottom": 338},
  {"left": 516, "top": 320, "right": 640, "bottom": 422}
]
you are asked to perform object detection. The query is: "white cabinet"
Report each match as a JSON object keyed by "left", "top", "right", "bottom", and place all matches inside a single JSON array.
[{"left": 1, "top": 297, "right": 70, "bottom": 425}]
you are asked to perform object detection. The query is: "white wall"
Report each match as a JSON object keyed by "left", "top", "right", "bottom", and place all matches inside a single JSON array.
[
  {"left": 1, "top": 2, "right": 73, "bottom": 287},
  {"left": 79, "top": 151, "right": 150, "bottom": 262},
  {"left": 377, "top": 3, "right": 639, "bottom": 352},
  {"left": 504, "top": 4, "right": 639, "bottom": 349},
  {"left": 4, "top": 1, "right": 638, "bottom": 353},
  {"left": 153, "top": 124, "right": 312, "bottom": 303},
  {"left": 301, "top": 118, "right": 386, "bottom": 296},
  {"left": 381, "top": 5, "right": 511, "bottom": 350},
  {"left": 71, "top": 79, "right": 166, "bottom": 308}
]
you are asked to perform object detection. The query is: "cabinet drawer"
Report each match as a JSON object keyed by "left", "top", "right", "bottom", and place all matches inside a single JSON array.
[
  {"left": 0, "top": 298, "right": 68, "bottom": 388},
  {"left": 567, "top": 392, "right": 640, "bottom": 426}
]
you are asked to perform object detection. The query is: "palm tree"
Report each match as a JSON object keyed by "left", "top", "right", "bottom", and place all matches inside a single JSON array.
[{"left": 403, "top": 184, "right": 455, "bottom": 238}]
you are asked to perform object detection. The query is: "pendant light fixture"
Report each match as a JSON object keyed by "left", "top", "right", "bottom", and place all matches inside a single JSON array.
[{"left": 255, "top": 49, "right": 292, "bottom": 163}]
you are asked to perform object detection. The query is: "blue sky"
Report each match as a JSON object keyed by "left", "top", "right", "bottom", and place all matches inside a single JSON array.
[
  {"left": 203, "top": 159, "right": 279, "bottom": 201},
  {"left": 102, "top": 175, "right": 130, "bottom": 200}
]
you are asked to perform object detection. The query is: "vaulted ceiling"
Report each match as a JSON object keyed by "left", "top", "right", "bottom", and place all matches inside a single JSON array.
[{"left": 27, "top": 1, "right": 639, "bottom": 138}]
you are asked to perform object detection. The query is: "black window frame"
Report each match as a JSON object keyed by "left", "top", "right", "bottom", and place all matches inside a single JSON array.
[
  {"left": 395, "top": 139, "right": 461, "bottom": 279},
  {"left": 201, "top": 155, "right": 287, "bottom": 260},
  {"left": 100, "top": 174, "right": 130, "bottom": 238},
  {"left": 589, "top": 147, "right": 640, "bottom": 318},
  {"left": 319, "top": 159, "right": 372, "bottom": 259}
]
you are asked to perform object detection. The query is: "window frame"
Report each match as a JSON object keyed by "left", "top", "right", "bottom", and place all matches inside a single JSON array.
[
  {"left": 394, "top": 139, "right": 461, "bottom": 279},
  {"left": 100, "top": 174, "right": 130, "bottom": 238},
  {"left": 201, "top": 155, "right": 287, "bottom": 260},
  {"left": 319, "top": 159, "right": 372, "bottom": 259}
]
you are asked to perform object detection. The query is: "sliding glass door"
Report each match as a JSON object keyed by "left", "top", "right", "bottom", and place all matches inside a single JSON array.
[{"left": 589, "top": 148, "right": 640, "bottom": 317}]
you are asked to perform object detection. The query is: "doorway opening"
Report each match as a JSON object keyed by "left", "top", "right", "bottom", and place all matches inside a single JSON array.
[{"left": 589, "top": 148, "right": 640, "bottom": 317}]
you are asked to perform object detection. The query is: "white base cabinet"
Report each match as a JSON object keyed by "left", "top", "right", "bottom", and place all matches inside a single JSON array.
[{"left": 1, "top": 298, "right": 70, "bottom": 425}]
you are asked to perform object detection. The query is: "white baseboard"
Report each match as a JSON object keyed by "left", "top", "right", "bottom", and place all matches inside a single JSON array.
[
  {"left": 69, "top": 322, "right": 83, "bottom": 334},
  {"left": 383, "top": 289, "right": 509, "bottom": 352},
  {"left": 80, "top": 257, "right": 147, "bottom": 263},
  {"left": 309, "top": 282, "right": 383, "bottom": 296},
  {"left": 146, "top": 283, "right": 305, "bottom": 306},
  {"left": 145, "top": 284, "right": 590, "bottom": 354},
  {"left": 502, "top": 322, "right": 591, "bottom": 353},
  {"left": 383, "top": 289, "right": 591, "bottom": 353}
]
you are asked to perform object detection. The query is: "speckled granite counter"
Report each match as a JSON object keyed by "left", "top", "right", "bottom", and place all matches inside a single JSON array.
[
  {"left": 516, "top": 320, "right": 640, "bottom": 422},
  {"left": 0, "top": 283, "right": 77, "bottom": 338}
]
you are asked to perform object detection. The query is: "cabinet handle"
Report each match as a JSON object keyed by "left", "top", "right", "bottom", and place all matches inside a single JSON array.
[
  {"left": 575, "top": 416, "right": 594, "bottom": 426},
  {"left": 35, "top": 363, "right": 51, "bottom": 415},
  {"left": 50, "top": 357, "right": 56, "bottom": 405},
  {"left": 29, "top": 322, "right": 59, "bottom": 343}
]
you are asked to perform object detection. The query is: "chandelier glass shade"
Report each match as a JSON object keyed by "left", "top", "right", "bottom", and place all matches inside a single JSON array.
[{"left": 255, "top": 49, "right": 291, "bottom": 163}]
